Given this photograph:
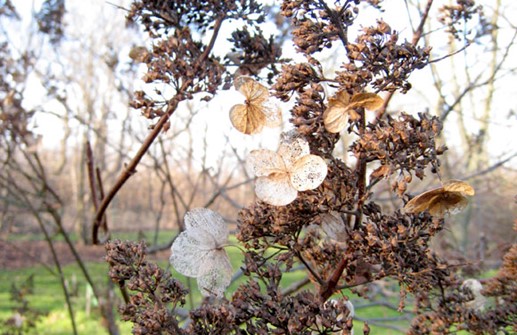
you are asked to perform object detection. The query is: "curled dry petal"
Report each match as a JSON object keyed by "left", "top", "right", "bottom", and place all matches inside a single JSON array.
[
  {"left": 403, "top": 180, "right": 474, "bottom": 218},
  {"left": 255, "top": 174, "right": 298, "bottom": 206},
  {"left": 348, "top": 92, "right": 384, "bottom": 111},
  {"left": 290, "top": 155, "right": 328, "bottom": 191},
  {"left": 323, "top": 90, "right": 351, "bottom": 133},
  {"left": 246, "top": 149, "right": 286, "bottom": 177},
  {"left": 323, "top": 91, "right": 383, "bottom": 133},
  {"left": 443, "top": 179, "right": 475, "bottom": 196}
]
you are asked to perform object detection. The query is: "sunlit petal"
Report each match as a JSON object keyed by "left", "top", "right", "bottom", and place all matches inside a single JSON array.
[
  {"left": 255, "top": 175, "right": 298, "bottom": 206},
  {"left": 235, "top": 76, "right": 269, "bottom": 104},
  {"left": 290, "top": 154, "right": 328, "bottom": 191},
  {"left": 246, "top": 149, "right": 286, "bottom": 177},
  {"left": 230, "top": 104, "right": 266, "bottom": 135},
  {"left": 323, "top": 105, "right": 349, "bottom": 133},
  {"left": 277, "top": 131, "right": 311, "bottom": 169},
  {"left": 443, "top": 180, "right": 475, "bottom": 196}
]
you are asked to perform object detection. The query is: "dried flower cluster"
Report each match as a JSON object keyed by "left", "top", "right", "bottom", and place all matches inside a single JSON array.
[
  {"left": 106, "top": 240, "right": 188, "bottom": 334},
  {"left": 105, "top": 1, "right": 513, "bottom": 334}
]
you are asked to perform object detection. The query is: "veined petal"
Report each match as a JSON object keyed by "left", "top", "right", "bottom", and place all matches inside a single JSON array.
[
  {"left": 183, "top": 208, "right": 228, "bottom": 247},
  {"left": 290, "top": 155, "right": 328, "bottom": 191},
  {"left": 230, "top": 104, "right": 266, "bottom": 135},
  {"left": 235, "top": 76, "right": 269, "bottom": 104},
  {"left": 348, "top": 92, "right": 384, "bottom": 111},
  {"left": 246, "top": 149, "right": 286, "bottom": 177},
  {"left": 197, "top": 249, "right": 233, "bottom": 297},
  {"left": 277, "top": 131, "right": 310, "bottom": 169},
  {"left": 170, "top": 231, "right": 211, "bottom": 277},
  {"left": 255, "top": 175, "right": 298, "bottom": 206}
]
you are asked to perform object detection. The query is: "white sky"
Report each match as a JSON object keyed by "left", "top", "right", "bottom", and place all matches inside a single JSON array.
[{"left": 7, "top": 0, "right": 517, "bottom": 170}]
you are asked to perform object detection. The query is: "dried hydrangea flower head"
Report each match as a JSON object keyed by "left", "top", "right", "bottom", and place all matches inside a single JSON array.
[
  {"left": 246, "top": 130, "right": 328, "bottom": 206},
  {"left": 403, "top": 179, "right": 475, "bottom": 218},
  {"left": 229, "top": 76, "right": 282, "bottom": 135},
  {"left": 169, "top": 208, "right": 232, "bottom": 297},
  {"left": 323, "top": 90, "right": 383, "bottom": 133}
]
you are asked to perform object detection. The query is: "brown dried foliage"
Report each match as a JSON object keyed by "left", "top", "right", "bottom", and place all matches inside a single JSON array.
[{"left": 105, "top": 1, "right": 515, "bottom": 334}]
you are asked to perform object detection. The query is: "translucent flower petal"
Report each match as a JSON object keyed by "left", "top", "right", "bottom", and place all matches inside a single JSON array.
[
  {"left": 321, "top": 211, "right": 347, "bottom": 242},
  {"left": 184, "top": 208, "right": 228, "bottom": 247},
  {"left": 170, "top": 231, "right": 211, "bottom": 277},
  {"left": 246, "top": 149, "right": 286, "bottom": 177},
  {"left": 197, "top": 249, "right": 233, "bottom": 297},
  {"left": 262, "top": 100, "right": 283, "bottom": 128},
  {"left": 277, "top": 131, "right": 310, "bottom": 169},
  {"left": 290, "top": 155, "right": 328, "bottom": 191},
  {"left": 255, "top": 175, "right": 298, "bottom": 206},
  {"left": 230, "top": 103, "right": 266, "bottom": 135}
]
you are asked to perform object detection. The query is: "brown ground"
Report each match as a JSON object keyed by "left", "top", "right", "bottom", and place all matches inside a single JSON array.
[
  {"left": 0, "top": 240, "right": 111, "bottom": 270},
  {"left": 0, "top": 240, "right": 171, "bottom": 270}
]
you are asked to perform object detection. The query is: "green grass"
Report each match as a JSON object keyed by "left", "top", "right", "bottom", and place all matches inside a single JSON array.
[{"left": 1, "top": 235, "right": 413, "bottom": 334}]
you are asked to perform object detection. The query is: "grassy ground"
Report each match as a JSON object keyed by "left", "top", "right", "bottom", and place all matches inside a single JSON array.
[{"left": 1, "top": 231, "right": 409, "bottom": 334}]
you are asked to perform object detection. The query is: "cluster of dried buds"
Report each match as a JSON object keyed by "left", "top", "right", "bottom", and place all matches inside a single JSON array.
[{"left": 105, "top": 1, "right": 513, "bottom": 334}]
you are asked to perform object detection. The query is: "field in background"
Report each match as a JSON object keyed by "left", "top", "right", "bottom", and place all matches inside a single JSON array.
[{"left": 1, "top": 231, "right": 409, "bottom": 335}]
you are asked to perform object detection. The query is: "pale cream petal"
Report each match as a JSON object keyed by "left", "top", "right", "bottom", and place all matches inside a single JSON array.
[
  {"left": 230, "top": 103, "right": 266, "bottom": 135},
  {"left": 290, "top": 154, "right": 328, "bottom": 191},
  {"left": 255, "top": 175, "right": 298, "bottom": 206},
  {"left": 277, "top": 130, "right": 310, "bottom": 169},
  {"left": 246, "top": 149, "right": 286, "bottom": 177}
]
